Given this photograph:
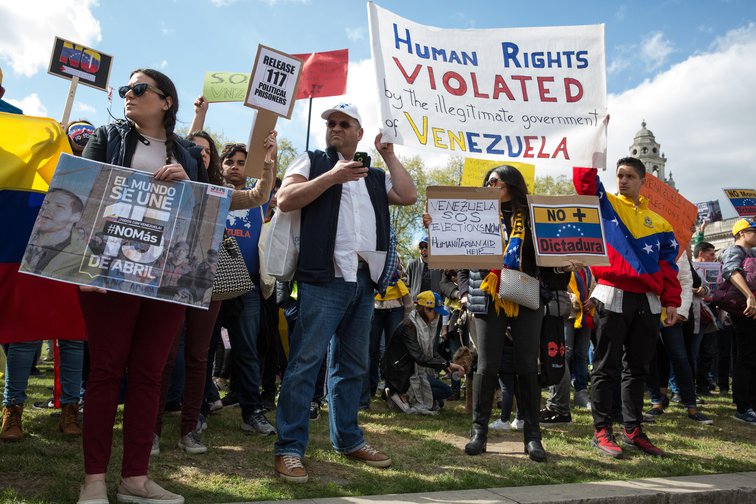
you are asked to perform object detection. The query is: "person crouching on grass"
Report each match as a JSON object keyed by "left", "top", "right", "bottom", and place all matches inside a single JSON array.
[{"left": 382, "top": 291, "right": 466, "bottom": 415}]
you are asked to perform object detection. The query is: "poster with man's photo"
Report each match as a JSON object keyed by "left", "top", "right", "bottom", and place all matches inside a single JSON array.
[{"left": 19, "top": 154, "right": 232, "bottom": 309}]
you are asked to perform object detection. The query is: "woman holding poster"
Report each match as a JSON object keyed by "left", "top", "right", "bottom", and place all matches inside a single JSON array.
[
  {"left": 456, "top": 166, "right": 578, "bottom": 463},
  {"left": 76, "top": 68, "right": 208, "bottom": 504}
]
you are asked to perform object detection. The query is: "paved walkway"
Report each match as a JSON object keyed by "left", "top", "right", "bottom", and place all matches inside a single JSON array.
[{"left": 230, "top": 471, "right": 756, "bottom": 504}]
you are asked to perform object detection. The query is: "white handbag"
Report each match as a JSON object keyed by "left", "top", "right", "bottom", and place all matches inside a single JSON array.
[
  {"left": 498, "top": 268, "right": 540, "bottom": 310},
  {"left": 262, "top": 208, "right": 301, "bottom": 281}
]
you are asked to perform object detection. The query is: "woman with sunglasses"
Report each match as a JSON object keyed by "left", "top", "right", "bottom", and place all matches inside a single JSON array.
[
  {"left": 77, "top": 69, "right": 208, "bottom": 504},
  {"left": 455, "top": 166, "right": 579, "bottom": 463}
]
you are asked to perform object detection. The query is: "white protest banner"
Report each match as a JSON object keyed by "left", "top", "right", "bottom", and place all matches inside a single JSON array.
[
  {"left": 368, "top": 2, "right": 607, "bottom": 169},
  {"left": 426, "top": 186, "right": 503, "bottom": 269},
  {"left": 244, "top": 45, "right": 303, "bottom": 119},
  {"left": 693, "top": 261, "right": 723, "bottom": 294},
  {"left": 19, "top": 154, "right": 232, "bottom": 309}
]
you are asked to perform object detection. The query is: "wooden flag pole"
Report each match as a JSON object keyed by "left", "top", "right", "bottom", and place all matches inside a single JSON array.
[{"left": 61, "top": 76, "right": 79, "bottom": 125}]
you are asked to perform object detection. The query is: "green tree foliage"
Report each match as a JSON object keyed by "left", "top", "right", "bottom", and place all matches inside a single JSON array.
[{"left": 533, "top": 174, "right": 575, "bottom": 195}]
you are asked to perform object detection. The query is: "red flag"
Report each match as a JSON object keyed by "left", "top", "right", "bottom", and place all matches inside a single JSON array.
[{"left": 292, "top": 49, "right": 348, "bottom": 99}]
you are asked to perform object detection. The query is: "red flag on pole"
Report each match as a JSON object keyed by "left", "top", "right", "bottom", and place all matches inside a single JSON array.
[{"left": 292, "top": 49, "right": 348, "bottom": 99}]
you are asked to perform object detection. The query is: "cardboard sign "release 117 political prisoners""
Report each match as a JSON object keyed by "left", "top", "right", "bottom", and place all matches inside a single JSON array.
[{"left": 527, "top": 194, "right": 609, "bottom": 267}]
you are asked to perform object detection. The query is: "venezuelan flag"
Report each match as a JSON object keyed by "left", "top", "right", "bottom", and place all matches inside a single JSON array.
[{"left": 0, "top": 112, "right": 84, "bottom": 343}]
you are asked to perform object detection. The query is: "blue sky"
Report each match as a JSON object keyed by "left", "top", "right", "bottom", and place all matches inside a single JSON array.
[{"left": 2, "top": 0, "right": 755, "bottom": 210}]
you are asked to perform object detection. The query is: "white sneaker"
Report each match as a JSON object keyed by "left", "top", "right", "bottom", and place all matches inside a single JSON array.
[
  {"left": 388, "top": 389, "right": 411, "bottom": 413},
  {"left": 178, "top": 431, "right": 208, "bottom": 454},
  {"left": 510, "top": 418, "right": 525, "bottom": 430},
  {"left": 208, "top": 400, "right": 223, "bottom": 413},
  {"left": 489, "top": 419, "right": 511, "bottom": 432},
  {"left": 574, "top": 389, "right": 591, "bottom": 409},
  {"left": 150, "top": 433, "right": 160, "bottom": 456}
]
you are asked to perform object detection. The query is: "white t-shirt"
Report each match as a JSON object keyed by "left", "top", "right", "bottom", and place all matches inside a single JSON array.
[
  {"left": 285, "top": 151, "right": 393, "bottom": 282},
  {"left": 131, "top": 134, "right": 177, "bottom": 174}
]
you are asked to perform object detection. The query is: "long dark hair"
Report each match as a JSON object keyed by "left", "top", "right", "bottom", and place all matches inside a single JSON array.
[
  {"left": 187, "top": 130, "right": 223, "bottom": 185},
  {"left": 482, "top": 165, "right": 529, "bottom": 214},
  {"left": 130, "top": 68, "right": 178, "bottom": 166}
]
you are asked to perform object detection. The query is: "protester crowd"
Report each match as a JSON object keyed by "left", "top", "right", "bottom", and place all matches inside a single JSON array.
[{"left": 1, "top": 66, "right": 755, "bottom": 504}]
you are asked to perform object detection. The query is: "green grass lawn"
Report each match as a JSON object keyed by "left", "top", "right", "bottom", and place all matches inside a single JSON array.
[{"left": 1, "top": 364, "right": 755, "bottom": 503}]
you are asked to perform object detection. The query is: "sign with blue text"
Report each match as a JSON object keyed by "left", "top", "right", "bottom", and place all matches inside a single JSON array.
[{"left": 368, "top": 2, "right": 607, "bottom": 169}]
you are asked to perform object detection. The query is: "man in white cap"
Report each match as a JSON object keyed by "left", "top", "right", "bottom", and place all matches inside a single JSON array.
[{"left": 274, "top": 103, "right": 416, "bottom": 482}]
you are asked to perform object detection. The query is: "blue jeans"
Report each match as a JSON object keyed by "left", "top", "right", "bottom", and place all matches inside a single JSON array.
[
  {"left": 223, "top": 288, "right": 263, "bottom": 419},
  {"left": 3, "top": 340, "right": 84, "bottom": 405},
  {"left": 667, "top": 322, "right": 703, "bottom": 397},
  {"left": 275, "top": 269, "right": 374, "bottom": 457},
  {"left": 428, "top": 375, "right": 451, "bottom": 402},
  {"left": 361, "top": 306, "right": 404, "bottom": 407}
]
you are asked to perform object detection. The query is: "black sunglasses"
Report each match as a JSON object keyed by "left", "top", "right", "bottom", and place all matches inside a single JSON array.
[
  {"left": 118, "top": 83, "right": 166, "bottom": 99},
  {"left": 486, "top": 177, "right": 502, "bottom": 187},
  {"left": 326, "top": 120, "right": 353, "bottom": 129}
]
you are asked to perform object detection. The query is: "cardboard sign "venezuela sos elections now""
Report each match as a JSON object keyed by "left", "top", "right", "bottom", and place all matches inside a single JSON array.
[{"left": 528, "top": 194, "right": 609, "bottom": 267}]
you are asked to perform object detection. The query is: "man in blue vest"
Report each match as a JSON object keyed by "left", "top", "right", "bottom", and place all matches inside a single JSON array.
[{"left": 273, "top": 103, "right": 417, "bottom": 483}]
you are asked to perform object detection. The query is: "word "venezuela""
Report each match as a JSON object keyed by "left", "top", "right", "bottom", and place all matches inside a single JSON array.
[{"left": 406, "top": 113, "right": 569, "bottom": 158}]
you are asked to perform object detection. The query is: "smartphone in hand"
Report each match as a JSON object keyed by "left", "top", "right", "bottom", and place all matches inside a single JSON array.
[{"left": 353, "top": 152, "right": 370, "bottom": 167}]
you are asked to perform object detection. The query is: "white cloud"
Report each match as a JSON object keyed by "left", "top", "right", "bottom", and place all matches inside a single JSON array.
[
  {"left": 210, "top": 0, "right": 309, "bottom": 6},
  {"left": 345, "top": 27, "right": 365, "bottom": 42},
  {"left": 0, "top": 0, "right": 101, "bottom": 77},
  {"left": 605, "top": 24, "right": 756, "bottom": 207},
  {"left": 7, "top": 93, "right": 48, "bottom": 117},
  {"left": 74, "top": 101, "right": 96, "bottom": 114},
  {"left": 615, "top": 5, "right": 627, "bottom": 21},
  {"left": 640, "top": 32, "right": 675, "bottom": 72},
  {"left": 152, "top": 60, "right": 169, "bottom": 70}
]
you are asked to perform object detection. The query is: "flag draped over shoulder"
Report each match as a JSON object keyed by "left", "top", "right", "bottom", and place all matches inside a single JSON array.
[{"left": 0, "top": 112, "right": 85, "bottom": 343}]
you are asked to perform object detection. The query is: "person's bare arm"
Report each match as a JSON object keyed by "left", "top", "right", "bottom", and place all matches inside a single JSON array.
[
  {"left": 189, "top": 96, "right": 208, "bottom": 133},
  {"left": 375, "top": 134, "right": 417, "bottom": 206}
]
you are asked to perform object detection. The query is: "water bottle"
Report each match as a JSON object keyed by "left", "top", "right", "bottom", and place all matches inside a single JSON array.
[{"left": 451, "top": 371, "right": 461, "bottom": 381}]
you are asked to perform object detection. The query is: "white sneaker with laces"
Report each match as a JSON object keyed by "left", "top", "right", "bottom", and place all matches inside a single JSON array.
[
  {"left": 489, "top": 418, "right": 511, "bottom": 432},
  {"left": 178, "top": 431, "right": 208, "bottom": 454},
  {"left": 510, "top": 418, "right": 525, "bottom": 430}
]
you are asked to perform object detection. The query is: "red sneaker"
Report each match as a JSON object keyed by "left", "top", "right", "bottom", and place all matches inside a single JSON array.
[
  {"left": 621, "top": 426, "right": 664, "bottom": 456},
  {"left": 591, "top": 426, "right": 623, "bottom": 458}
]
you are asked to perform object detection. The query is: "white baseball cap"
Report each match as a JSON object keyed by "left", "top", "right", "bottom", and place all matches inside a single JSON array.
[{"left": 321, "top": 102, "right": 362, "bottom": 126}]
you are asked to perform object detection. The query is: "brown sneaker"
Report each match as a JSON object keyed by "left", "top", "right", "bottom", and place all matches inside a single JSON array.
[
  {"left": 274, "top": 454, "right": 308, "bottom": 483},
  {"left": 76, "top": 479, "right": 109, "bottom": 504},
  {"left": 60, "top": 403, "right": 82, "bottom": 436},
  {"left": 1, "top": 404, "right": 23, "bottom": 442},
  {"left": 345, "top": 443, "right": 392, "bottom": 468},
  {"left": 116, "top": 478, "right": 183, "bottom": 503}
]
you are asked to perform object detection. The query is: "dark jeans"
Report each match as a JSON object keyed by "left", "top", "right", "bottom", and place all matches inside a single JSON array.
[
  {"left": 696, "top": 330, "right": 718, "bottom": 392},
  {"left": 222, "top": 288, "right": 264, "bottom": 419},
  {"left": 361, "top": 306, "right": 404, "bottom": 407},
  {"left": 716, "top": 327, "right": 735, "bottom": 391},
  {"left": 648, "top": 323, "right": 697, "bottom": 408},
  {"left": 428, "top": 375, "right": 451, "bottom": 402},
  {"left": 731, "top": 315, "right": 756, "bottom": 413},
  {"left": 259, "top": 295, "right": 280, "bottom": 404},
  {"left": 591, "top": 293, "right": 658, "bottom": 430},
  {"left": 157, "top": 301, "right": 221, "bottom": 437}
]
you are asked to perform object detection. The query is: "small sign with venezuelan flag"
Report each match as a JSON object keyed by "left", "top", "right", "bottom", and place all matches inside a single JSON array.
[{"left": 527, "top": 194, "right": 610, "bottom": 267}]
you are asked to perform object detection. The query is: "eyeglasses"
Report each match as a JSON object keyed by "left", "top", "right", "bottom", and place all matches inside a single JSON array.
[
  {"left": 419, "top": 243, "right": 428, "bottom": 250},
  {"left": 486, "top": 177, "right": 503, "bottom": 187},
  {"left": 118, "top": 83, "right": 166, "bottom": 99},
  {"left": 326, "top": 120, "right": 353, "bottom": 129}
]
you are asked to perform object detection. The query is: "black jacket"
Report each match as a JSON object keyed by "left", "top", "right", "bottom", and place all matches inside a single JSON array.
[
  {"left": 381, "top": 317, "right": 450, "bottom": 394},
  {"left": 83, "top": 120, "right": 208, "bottom": 183}
]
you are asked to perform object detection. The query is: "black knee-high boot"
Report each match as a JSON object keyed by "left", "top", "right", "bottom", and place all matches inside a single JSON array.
[
  {"left": 465, "top": 372, "right": 496, "bottom": 455},
  {"left": 517, "top": 372, "right": 547, "bottom": 462}
]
